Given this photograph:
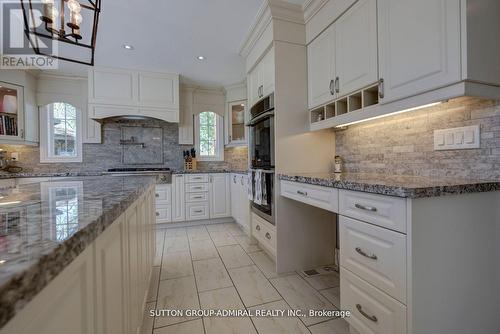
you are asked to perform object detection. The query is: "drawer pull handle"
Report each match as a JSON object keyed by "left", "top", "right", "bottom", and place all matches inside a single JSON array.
[
  {"left": 355, "top": 203, "right": 377, "bottom": 212},
  {"left": 297, "top": 190, "right": 308, "bottom": 196},
  {"left": 194, "top": 187, "right": 202, "bottom": 190},
  {"left": 265, "top": 232, "right": 271, "bottom": 240},
  {"left": 356, "top": 304, "right": 378, "bottom": 323},
  {"left": 256, "top": 225, "right": 261, "bottom": 231},
  {"left": 193, "top": 196, "right": 203, "bottom": 199},
  {"left": 194, "top": 210, "right": 203, "bottom": 213},
  {"left": 355, "top": 247, "right": 378, "bottom": 260}
]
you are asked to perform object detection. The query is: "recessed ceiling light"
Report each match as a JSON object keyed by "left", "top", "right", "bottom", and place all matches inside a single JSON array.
[
  {"left": 123, "top": 44, "right": 134, "bottom": 50},
  {"left": 196, "top": 56, "right": 206, "bottom": 61}
]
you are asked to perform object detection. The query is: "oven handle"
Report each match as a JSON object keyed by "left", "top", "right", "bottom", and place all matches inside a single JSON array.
[{"left": 246, "top": 111, "right": 274, "bottom": 127}]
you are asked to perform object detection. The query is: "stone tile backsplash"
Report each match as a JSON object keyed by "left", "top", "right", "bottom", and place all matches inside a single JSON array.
[
  {"left": 0, "top": 118, "right": 248, "bottom": 174},
  {"left": 335, "top": 97, "right": 500, "bottom": 179}
]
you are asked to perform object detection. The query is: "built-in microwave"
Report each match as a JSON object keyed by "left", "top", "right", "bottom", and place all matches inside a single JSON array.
[{"left": 248, "top": 94, "right": 275, "bottom": 169}]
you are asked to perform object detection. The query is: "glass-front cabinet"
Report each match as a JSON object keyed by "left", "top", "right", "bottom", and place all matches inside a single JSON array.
[
  {"left": 227, "top": 100, "right": 247, "bottom": 146},
  {"left": 0, "top": 82, "right": 24, "bottom": 141}
]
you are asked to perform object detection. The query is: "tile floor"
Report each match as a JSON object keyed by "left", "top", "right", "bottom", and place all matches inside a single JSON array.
[{"left": 141, "top": 222, "right": 349, "bottom": 334}]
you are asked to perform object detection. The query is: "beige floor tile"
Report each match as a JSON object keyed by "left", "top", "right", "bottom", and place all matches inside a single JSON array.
[
  {"left": 187, "top": 225, "right": 211, "bottom": 241},
  {"left": 161, "top": 251, "right": 193, "bottom": 280},
  {"left": 164, "top": 236, "right": 190, "bottom": 253},
  {"left": 199, "top": 287, "right": 257, "bottom": 334},
  {"left": 248, "top": 251, "right": 278, "bottom": 278},
  {"left": 153, "top": 319, "right": 204, "bottom": 334},
  {"left": 249, "top": 300, "right": 310, "bottom": 334},
  {"left": 189, "top": 238, "right": 219, "bottom": 261},
  {"left": 320, "top": 286, "right": 340, "bottom": 308},
  {"left": 193, "top": 257, "right": 233, "bottom": 292},
  {"left": 165, "top": 227, "right": 187, "bottom": 238},
  {"left": 301, "top": 271, "right": 340, "bottom": 290},
  {"left": 209, "top": 230, "right": 238, "bottom": 247},
  {"left": 309, "top": 318, "right": 350, "bottom": 334},
  {"left": 228, "top": 265, "right": 281, "bottom": 307},
  {"left": 155, "top": 276, "right": 200, "bottom": 327},
  {"left": 270, "top": 274, "right": 336, "bottom": 326},
  {"left": 147, "top": 266, "right": 161, "bottom": 302},
  {"left": 225, "top": 224, "right": 247, "bottom": 237},
  {"left": 205, "top": 223, "right": 227, "bottom": 232},
  {"left": 140, "top": 302, "right": 156, "bottom": 334},
  {"left": 235, "top": 235, "right": 261, "bottom": 253},
  {"left": 217, "top": 244, "right": 253, "bottom": 269}
]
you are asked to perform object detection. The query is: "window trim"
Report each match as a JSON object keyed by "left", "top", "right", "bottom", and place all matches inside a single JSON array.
[
  {"left": 194, "top": 111, "right": 224, "bottom": 162},
  {"left": 40, "top": 102, "right": 83, "bottom": 163}
]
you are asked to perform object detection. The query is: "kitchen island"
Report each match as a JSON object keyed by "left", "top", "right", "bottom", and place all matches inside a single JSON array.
[{"left": 0, "top": 175, "right": 157, "bottom": 334}]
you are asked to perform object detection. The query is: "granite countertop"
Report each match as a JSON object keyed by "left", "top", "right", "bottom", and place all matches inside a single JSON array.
[
  {"left": 279, "top": 173, "right": 500, "bottom": 198},
  {"left": 172, "top": 169, "right": 249, "bottom": 175},
  {"left": 0, "top": 175, "right": 156, "bottom": 328}
]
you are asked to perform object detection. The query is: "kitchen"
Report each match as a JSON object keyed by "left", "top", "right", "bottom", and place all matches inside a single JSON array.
[{"left": 0, "top": 0, "right": 499, "bottom": 334}]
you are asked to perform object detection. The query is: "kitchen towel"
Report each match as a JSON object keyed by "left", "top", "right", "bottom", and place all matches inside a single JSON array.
[
  {"left": 254, "top": 170, "right": 262, "bottom": 205},
  {"left": 247, "top": 170, "right": 254, "bottom": 200}
]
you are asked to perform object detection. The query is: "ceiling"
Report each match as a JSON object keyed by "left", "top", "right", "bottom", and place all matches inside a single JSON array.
[{"left": 53, "top": 0, "right": 264, "bottom": 87}]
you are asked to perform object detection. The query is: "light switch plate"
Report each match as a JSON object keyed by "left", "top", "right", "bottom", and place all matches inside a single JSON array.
[{"left": 434, "top": 125, "right": 480, "bottom": 150}]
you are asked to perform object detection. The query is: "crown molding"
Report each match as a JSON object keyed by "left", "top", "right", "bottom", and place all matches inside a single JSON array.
[
  {"left": 303, "top": 0, "right": 329, "bottom": 23},
  {"left": 239, "top": 0, "right": 304, "bottom": 58},
  {"left": 223, "top": 81, "right": 246, "bottom": 93},
  {"left": 37, "top": 71, "right": 87, "bottom": 81}
]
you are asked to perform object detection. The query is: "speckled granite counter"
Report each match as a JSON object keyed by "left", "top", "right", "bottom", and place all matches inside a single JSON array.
[
  {"left": 279, "top": 173, "right": 500, "bottom": 198},
  {"left": 172, "top": 169, "right": 248, "bottom": 175},
  {"left": 0, "top": 175, "right": 156, "bottom": 328}
]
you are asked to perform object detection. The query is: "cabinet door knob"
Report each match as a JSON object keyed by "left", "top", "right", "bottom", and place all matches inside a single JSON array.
[
  {"left": 155, "top": 193, "right": 159, "bottom": 198},
  {"left": 256, "top": 225, "right": 261, "bottom": 231},
  {"left": 356, "top": 304, "right": 378, "bottom": 323},
  {"left": 378, "top": 78, "right": 385, "bottom": 99},
  {"left": 265, "top": 232, "right": 271, "bottom": 240},
  {"left": 156, "top": 212, "right": 160, "bottom": 216}
]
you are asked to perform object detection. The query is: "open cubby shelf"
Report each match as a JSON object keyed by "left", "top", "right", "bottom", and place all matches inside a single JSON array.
[{"left": 310, "top": 83, "right": 380, "bottom": 125}]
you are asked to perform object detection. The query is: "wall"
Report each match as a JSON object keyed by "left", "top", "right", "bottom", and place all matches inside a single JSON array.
[{"left": 335, "top": 97, "right": 500, "bottom": 179}]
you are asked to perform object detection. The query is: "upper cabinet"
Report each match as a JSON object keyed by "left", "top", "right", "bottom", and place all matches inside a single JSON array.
[
  {"left": 225, "top": 82, "right": 247, "bottom": 147},
  {"left": 307, "top": 0, "right": 377, "bottom": 109},
  {"left": 248, "top": 47, "right": 275, "bottom": 108},
  {"left": 88, "top": 67, "right": 179, "bottom": 123},
  {"left": 377, "top": 0, "right": 461, "bottom": 103}
]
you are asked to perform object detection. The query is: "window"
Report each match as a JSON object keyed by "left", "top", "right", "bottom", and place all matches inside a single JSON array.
[
  {"left": 40, "top": 102, "right": 82, "bottom": 163},
  {"left": 195, "top": 111, "right": 224, "bottom": 161}
]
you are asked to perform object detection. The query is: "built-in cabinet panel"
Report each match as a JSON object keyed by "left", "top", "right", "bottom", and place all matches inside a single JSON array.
[
  {"left": 335, "top": 0, "right": 378, "bottom": 97},
  {"left": 377, "top": 0, "right": 461, "bottom": 103},
  {"left": 88, "top": 67, "right": 179, "bottom": 122},
  {"left": 248, "top": 47, "right": 275, "bottom": 108},
  {"left": 171, "top": 175, "right": 186, "bottom": 222},
  {"left": 178, "top": 88, "right": 194, "bottom": 145},
  {"left": 307, "top": 25, "right": 335, "bottom": 109},
  {"left": 209, "top": 174, "right": 231, "bottom": 219},
  {"left": 230, "top": 174, "right": 250, "bottom": 233}
]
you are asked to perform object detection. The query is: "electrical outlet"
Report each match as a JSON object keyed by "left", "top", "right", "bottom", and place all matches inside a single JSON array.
[
  {"left": 434, "top": 125, "right": 480, "bottom": 150},
  {"left": 11, "top": 152, "right": 19, "bottom": 161}
]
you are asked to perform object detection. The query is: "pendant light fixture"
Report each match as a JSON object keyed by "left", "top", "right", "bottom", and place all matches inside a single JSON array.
[{"left": 20, "top": 0, "right": 101, "bottom": 65}]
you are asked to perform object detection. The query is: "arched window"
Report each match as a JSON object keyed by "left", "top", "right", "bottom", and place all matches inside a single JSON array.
[
  {"left": 195, "top": 111, "right": 224, "bottom": 161},
  {"left": 40, "top": 102, "right": 82, "bottom": 163}
]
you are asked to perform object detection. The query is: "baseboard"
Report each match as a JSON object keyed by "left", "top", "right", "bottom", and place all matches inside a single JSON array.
[{"left": 156, "top": 217, "right": 235, "bottom": 229}]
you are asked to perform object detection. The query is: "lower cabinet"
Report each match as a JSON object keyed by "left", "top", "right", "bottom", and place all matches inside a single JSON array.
[
  {"left": 0, "top": 186, "right": 156, "bottom": 334},
  {"left": 230, "top": 173, "right": 250, "bottom": 232},
  {"left": 209, "top": 174, "right": 231, "bottom": 219}
]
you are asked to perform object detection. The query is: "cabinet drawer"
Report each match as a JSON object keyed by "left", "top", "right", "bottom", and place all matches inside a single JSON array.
[
  {"left": 339, "top": 190, "right": 406, "bottom": 233},
  {"left": 186, "top": 202, "right": 210, "bottom": 221},
  {"left": 155, "top": 184, "right": 171, "bottom": 204},
  {"left": 340, "top": 216, "right": 406, "bottom": 303},
  {"left": 185, "top": 174, "right": 209, "bottom": 183},
  {"left": 280, "top": 180, "right": 339, "bottom": 213},
  {"left": 251, "top": 213, "right": 276, "bottom": 256},
  {"left": 185, "top": 183, "right": 209, "bottom": 193},
  {"left": 185, "top": 192, "right": 209, "bottom": 202},
  {"left": 155, "top": 205, "right": 172, "bottom": 223},
  {"left": 341, "top": 269, "right": 406, "bottom": 334}
]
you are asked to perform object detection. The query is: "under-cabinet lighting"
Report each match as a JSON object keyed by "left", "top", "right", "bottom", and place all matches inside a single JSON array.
[
  {"left": 0, "top": 201, "right": 21, "bottom": 206},
  {"left": 334, "top": 102, "right": 442, "bottom": 128}
]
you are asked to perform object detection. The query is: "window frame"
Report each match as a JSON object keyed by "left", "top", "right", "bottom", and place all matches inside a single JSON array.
[
  {"left": 194, "top": 111, "right": 224, "bottom": 162},
  {"left": 40, "top": 102, "right": 83, "bottom": 163}
]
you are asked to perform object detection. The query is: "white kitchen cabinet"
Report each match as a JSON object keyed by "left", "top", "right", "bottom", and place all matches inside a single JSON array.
[
  {"left": 155, "top": 184, "right": 172, "bottom": 223},
  {"left": 377, "top": 0, "right": 461, "bottom": 103},
  {"left": 178, "top": 87, "right": 194, "bottom": 145},
  {"left": 307, "top": 25, "right": 335, "bottom": 109},
  {"left": 209, "top": 173, "right": 231, "bottom": 219},
  {"left": 227, "top": 100, "right": 247, "bottom": 146},
  {"left": 230, "top": 174, "right": 250, "bottom": 232},
  {"left": 171, "top": 174, "right": 186, "bottom": 222},
  {"left": 335, "top": 0, "right": 378, "bottom": 97},
  {"left": 307, "top": 0, "right": 377, "bottom": 109},
  {"left": 88, "top": 67, "right": 179, "bottom": 122},
  {"left": 248, "top": 47, "right": 275, "bottom": 107}
]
